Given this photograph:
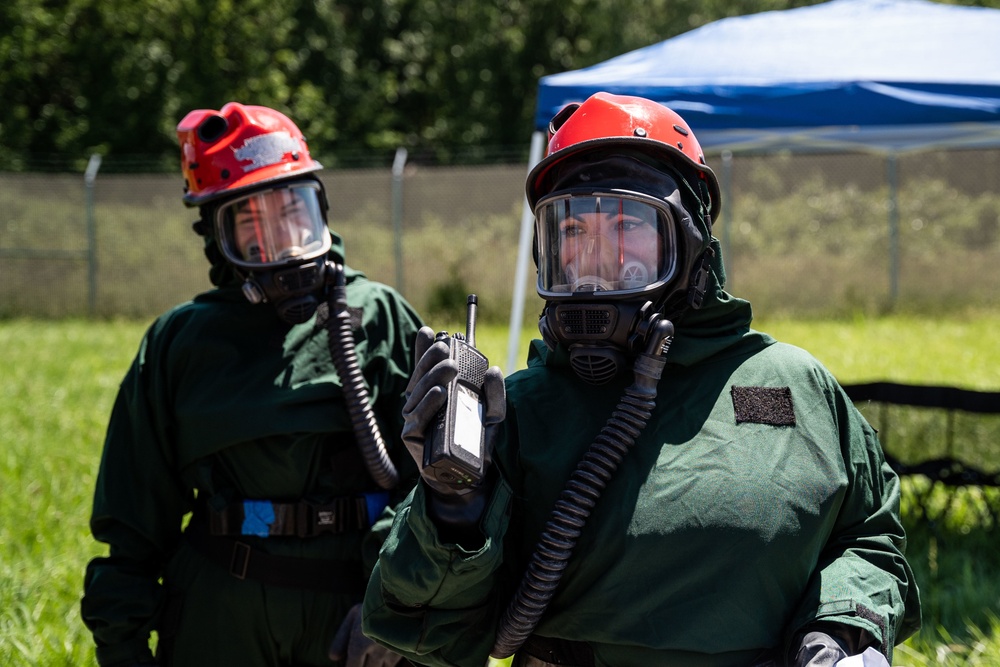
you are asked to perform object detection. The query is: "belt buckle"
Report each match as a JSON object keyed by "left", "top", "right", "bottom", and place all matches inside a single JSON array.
[
  {"left": 230, "top": 541, "right": 251, "bottom": 580},
  {"left": 312, "top": 497, "right": 350, "bottom": 535}
]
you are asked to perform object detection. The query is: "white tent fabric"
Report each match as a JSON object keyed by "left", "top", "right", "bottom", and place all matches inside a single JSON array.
[{"left": 507, "top": 0, "right": 1000, "bottom": 372}]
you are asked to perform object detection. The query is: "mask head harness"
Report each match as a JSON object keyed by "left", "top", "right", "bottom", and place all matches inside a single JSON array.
[
  {"left": 527, "top": 93, "right": 721, "bottom": 384},
  {"left": 178, "top": 102, "right": 332, "bottom": 324}
]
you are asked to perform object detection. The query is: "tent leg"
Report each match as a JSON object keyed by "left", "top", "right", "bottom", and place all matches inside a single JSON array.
[
  {"left": 720, "top": 150, "right": 733, "bottom": 287},
  {"left": 391, "top": 147, "right": 408, "bottom": 293},
  {"left": 886, "top": 153, "right": 899, "bottom": 307},
  {"left": 506, "top": 131, "right": 546, "bottom": 374}
]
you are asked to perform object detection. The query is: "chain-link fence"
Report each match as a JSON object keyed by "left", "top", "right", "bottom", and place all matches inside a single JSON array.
[
  {"left": 719, "top": 149, "right": 1000, "bottom": 316},
  {"left": 2, "top": 148, "right": 998, "bottom": 324}
]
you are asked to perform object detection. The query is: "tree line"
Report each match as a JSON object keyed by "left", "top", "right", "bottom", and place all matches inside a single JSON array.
[{"left": 2, "top": 0, "right": 998, "bottom": 170}]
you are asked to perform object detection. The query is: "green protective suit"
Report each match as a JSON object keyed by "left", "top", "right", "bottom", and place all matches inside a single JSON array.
[
  {"left": 363, "top": 240, "right": 921, "bottom": 667},
  {"left": 81, "top": 232, "right": 423, "bottom": 667}
]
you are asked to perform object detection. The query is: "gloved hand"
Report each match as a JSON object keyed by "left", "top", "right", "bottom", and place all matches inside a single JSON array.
[
  {"left": 832, "top": 648, "right": 891, "bottom": 667},
  {"left": 793, "top": 630, "right": 848, "bottom": 667},
  {"left": 328, "top": 603, "right": 407, "bottom": 667},
  {"left": 401, "top": 326, "right": 505, "bottom": 541},
  {"left": 792, "top": 624, "right": 880, "bottom": 667}
]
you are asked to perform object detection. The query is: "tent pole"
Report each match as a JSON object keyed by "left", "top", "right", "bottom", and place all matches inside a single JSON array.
[
  {"left": 720, "top": 150, "right": 733, "bottom": 287},
  {"left": 84, "top": 153, "right": 102, "bottom": 316},
  {"left": 391, "top": 147, "right": 408, "bottom": 293},
  {"left": 506, "top": 131, "right": 545, "bottom": 374},
  {"left": 886, "top": 152, "right": 899, "bottom": 306}
]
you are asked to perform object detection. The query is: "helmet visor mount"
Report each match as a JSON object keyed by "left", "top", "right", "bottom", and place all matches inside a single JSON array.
[
  {"left": 216, "top": 181, "right": 329, "bottom": 269},
  {"left": 536, "top": 192, "right": 677, "bottom": 298}
]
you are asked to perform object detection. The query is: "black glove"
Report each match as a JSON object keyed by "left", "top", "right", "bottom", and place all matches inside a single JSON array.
[
  {"left": 792, "top": 624, "right": 878, "bottom": 667},
  {"left": 328, "top": 603, "right": 407, "bottom": 667},
  {"left": 401, "top": 326, "right": 505, "bottom": 542},
  {"left": 792, "top": 630, "right": 848, "bottom": 667}
]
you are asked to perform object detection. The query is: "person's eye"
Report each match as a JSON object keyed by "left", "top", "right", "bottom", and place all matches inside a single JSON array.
[
  {"left": 618, "top": 218, "right": 649, "bottom": 233},
  {"left": 560, "top": 223, "right": 582, "bottom": 238}
]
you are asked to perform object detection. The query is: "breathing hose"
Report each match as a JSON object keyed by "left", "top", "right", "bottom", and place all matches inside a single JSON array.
[
  {"left": 324, "top": 262, "right": 399, "bottom": 490},
  {"left": 487, "top": 318, "right": 675, "bottom": 666}
]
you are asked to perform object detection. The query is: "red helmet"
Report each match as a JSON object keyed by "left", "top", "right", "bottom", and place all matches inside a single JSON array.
[
  {"left": 177, "top": 102, "right": 322, "bottom": 206},
  {"left": 526, "top": 92, "right": 720, "bottom": 222}
]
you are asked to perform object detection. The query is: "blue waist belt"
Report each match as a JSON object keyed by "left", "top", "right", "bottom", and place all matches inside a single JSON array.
[{"left": 208, "top": 492, "right": 390, "bottom": 538}]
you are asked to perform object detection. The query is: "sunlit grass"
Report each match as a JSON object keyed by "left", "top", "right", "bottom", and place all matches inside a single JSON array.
[
  {"left": 753, "top": 309, "right": 1000, "bottom": 389},
  {"left": 0, "top": 318, "right": 149, "bottom": 666}
]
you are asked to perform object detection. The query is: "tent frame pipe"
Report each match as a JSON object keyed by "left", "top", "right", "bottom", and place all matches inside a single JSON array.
[{"left": 507, "top": 131, "right": 545, "bottom": 374}]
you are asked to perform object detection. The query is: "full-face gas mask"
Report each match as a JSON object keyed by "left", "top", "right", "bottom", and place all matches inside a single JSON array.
[
  {"left": 534, "top": 159, "right": 707, "bottom": 384},
  {"left": 213, "top": 179, "right": 333, "bottom": 324},
  {"left": 177, "top": 102, "right": 333, "bottom": 324},
  {"left": 526, "top": 93, "right": 721, "bottom": 384}
]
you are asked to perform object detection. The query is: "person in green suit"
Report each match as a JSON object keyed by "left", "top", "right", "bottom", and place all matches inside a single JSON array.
[
  {"left": 81, "top": 102, "right": 421, "bottom": 667},
  {"left": 362, "top": 92, "right": 921, "bottom": 667}
]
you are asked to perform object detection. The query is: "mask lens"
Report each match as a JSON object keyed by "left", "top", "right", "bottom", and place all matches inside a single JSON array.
[
  {"left": 536, "top": 194, "right": 676, "bottom": 295},
  {"left": 217, "top": 183, "right": 329, "bottom": 267}
]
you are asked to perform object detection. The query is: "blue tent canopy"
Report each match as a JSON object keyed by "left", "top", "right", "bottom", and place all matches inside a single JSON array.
[{"left": 534, "top": 0, "right": 1000, "bottom": 153}]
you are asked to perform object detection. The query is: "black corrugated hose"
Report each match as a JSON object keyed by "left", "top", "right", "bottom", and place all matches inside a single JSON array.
[
  {"left": 489, "top": 318, "right": 675, "bottom": 664},
  {"left": 324, "top": 262, "right": 399, "bottom": 490}
]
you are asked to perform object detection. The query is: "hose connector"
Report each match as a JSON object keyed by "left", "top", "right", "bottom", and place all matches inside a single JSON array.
[{"left": 632, "top": 318, "right": 674, "bottom": 394}]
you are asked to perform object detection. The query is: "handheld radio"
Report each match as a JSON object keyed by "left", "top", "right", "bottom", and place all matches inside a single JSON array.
[{"left": 423, "top": 295, "right": 490, "bottom": 488}]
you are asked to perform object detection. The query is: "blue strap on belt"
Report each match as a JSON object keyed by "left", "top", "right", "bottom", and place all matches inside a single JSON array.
[
  {"left": 236, "top": 495, "right": 387, "bottom": 536},
  {"left": 241, "top": 500, "right": 275, "bottom": 537},
  {"left": 363, "top": 491, "right": 390, "bottom": 527}
]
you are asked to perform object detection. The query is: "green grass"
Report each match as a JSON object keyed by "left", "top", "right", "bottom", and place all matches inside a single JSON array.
[
  {"left": 752, "top": 309, "right": 1000, "bottom": 390},
  {"left": 2, "top": 312, "right": 999, "bottom": 665},
  {"left": 0, "top": 318, "right": 145, "bottom": 666}
]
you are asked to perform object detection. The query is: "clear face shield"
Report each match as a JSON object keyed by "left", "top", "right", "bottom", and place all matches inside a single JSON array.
[
  {"left": 215, "top": 181, "right": 330, "bottom": 269},
  {"left": 536, "top": 192, "right": 677, "bottom": 298}
]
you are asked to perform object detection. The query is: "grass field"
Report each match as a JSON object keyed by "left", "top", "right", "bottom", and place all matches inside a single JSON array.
[{"left": 1, "top": 311, "right": 999, "bottom": 666}]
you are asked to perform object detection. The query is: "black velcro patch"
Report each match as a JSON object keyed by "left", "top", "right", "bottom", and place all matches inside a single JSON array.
[
  {"left": 731, "top": 386, "right": 796, "bottom": 426},
  {"left": 347, "top": 306, "right": 364, "bottom": 330},
  {"left": 855, "top": 603, "right": 887, "bottom": 649}
]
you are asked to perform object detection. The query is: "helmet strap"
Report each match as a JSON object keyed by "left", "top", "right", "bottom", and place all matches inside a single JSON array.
[{"left": 685, "top": 247, "right": 716, "bottom": 310}]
